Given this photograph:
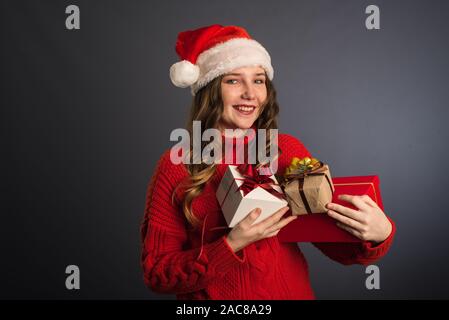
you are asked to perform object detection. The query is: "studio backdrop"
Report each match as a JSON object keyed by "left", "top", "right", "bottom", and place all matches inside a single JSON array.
[{"left": 1, "top": 0, "right": 449, "bottom": 299}]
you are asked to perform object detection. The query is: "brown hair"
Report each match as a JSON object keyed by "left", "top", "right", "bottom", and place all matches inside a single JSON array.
[{"left": 172, "top": 74, "right": 280, "bottom": 229}]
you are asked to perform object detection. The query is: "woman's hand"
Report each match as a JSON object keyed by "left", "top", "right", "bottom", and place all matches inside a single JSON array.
[
  {"left": 226, "top": 206, "right": 296, "bottom": 253},
  {"left": 326, "top": 194, "right": 392, "bottom": 244}
]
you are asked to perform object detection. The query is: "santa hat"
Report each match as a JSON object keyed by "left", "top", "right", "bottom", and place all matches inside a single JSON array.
[{"left": 169, "top": 24, "right": 274, "bottom": 95}]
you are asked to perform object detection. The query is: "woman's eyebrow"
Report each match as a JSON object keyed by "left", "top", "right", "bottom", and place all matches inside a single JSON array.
[{"left": 224, "top": 73, "right": 266, "bottom": 76}]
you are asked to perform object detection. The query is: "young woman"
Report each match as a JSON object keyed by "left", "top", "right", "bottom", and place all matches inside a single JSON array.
[{"left": 140, "top": 24, "right": 395, "bottom": 300}]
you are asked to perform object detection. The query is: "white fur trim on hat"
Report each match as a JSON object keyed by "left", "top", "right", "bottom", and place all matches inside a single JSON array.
[
  {"left": 169, "top": 60, "right": 200, "bottom": 88},
  {"left": 190, "top": 38, "right": 274, "bottom": 95}
]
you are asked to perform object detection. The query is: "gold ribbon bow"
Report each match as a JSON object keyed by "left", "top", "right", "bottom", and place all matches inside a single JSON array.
[{"left": 284, "top": 157, "right": 325, "bottom": 180}]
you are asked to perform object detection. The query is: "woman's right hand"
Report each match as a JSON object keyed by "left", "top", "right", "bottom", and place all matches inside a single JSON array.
[{"left": 225, "top": 206, "right": 296, "bottom": 253}]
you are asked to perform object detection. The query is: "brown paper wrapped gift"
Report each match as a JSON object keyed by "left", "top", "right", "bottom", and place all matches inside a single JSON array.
[{"left": 282, "top": 157, "right": 335, "bottom": 215}]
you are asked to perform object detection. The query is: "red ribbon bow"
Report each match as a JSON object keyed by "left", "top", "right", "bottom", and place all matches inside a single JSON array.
[{"left": 236, "top": 164, "right": 285, "bottom": 200}]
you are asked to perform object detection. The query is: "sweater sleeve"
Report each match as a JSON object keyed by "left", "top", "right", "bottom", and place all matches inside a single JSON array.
[
  {"left": 140, "top": 151, "right": 245, "bottom": 295},
  {"left": 279, "top": 133, "right": 396, "bottom": 266}
]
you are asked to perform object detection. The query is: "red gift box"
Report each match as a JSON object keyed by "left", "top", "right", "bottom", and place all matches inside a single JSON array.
[{"left": 278, "top": 175, "right": 384, "bottom": 242}]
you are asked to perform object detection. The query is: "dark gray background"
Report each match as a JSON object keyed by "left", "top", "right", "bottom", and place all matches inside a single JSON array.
[{"left": 1, "top": 0, "right": 448, "bottom": 299}]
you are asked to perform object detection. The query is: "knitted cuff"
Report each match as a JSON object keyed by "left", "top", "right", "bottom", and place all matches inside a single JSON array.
[
  {"left": 205, "top": 235, "right": 246, "bottom": 276},
  {"left": 361, "top": 216, "right": 396, "bottom": 258}
]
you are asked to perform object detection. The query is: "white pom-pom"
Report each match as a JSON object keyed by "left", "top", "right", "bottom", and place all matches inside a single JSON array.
[{"left": 169, "top": 60, "right": 200, "bottom": 88}]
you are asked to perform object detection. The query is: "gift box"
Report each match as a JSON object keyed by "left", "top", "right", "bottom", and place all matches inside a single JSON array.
[
  {"left": 282, "top": 159, "right": 335, "bottom": 215},
  {"left": 278, "top": 175, "right": 384, "bottom": 242},
  {"left": 216, "top": 165, "right": 288, "bottom": 228}
]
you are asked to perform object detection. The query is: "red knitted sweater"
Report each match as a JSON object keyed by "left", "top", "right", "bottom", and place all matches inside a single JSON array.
[{"left": 140, "top": 133, "right": 396, "bottom": 299}]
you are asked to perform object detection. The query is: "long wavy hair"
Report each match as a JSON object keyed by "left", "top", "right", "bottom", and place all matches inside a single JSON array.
[{"left": 172, "top": 73, "right": 281, "bottom": 229}]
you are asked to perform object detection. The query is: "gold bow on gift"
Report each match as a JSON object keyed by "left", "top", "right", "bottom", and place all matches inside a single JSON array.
[{"left": 284, "top": 157, "right": 325, "bottom": 180}]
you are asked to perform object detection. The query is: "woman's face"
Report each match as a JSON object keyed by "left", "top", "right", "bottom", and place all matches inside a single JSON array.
[{"left": 219, "top": 66, "right": 267, "bottom": 131}]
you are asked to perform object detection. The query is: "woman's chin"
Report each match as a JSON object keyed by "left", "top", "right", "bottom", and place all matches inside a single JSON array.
[
  {"left": 220, "top": 118, "right": 256, "bottom": 131},
  {"left": 234, "top": 120, "right": 256, "bottom": 130}
]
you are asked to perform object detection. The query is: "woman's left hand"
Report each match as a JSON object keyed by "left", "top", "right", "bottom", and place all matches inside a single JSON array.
[{"left": 325, "top": 194, "right": 392, "bottom": 244}]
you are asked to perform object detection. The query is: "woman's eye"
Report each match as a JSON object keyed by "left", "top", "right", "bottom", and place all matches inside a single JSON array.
[{"left": 224, "top": 79, "right": 265, "bottom": 84}]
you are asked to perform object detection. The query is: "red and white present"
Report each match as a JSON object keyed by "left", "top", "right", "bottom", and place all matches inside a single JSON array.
[{"left": 216, "top": 165, "right": 288, "bottom": 228}]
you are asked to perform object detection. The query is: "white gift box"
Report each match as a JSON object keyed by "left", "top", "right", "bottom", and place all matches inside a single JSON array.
[{"left": 216, "top": 165, "right": 289, "bottom": 228}]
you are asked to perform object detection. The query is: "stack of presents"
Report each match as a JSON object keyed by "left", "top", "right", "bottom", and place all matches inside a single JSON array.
[{"left": 216, "top": 157, "right": 384, "bottom": 242}]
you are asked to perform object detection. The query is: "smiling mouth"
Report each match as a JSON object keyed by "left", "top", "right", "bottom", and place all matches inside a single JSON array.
[{"left": 233, "top": 105, "right": 257, "bottom": 115}]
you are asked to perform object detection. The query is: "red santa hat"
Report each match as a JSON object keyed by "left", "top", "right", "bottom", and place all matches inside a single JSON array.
[{"left": 169, "top": 24, "right": 274, "bottom": 95}]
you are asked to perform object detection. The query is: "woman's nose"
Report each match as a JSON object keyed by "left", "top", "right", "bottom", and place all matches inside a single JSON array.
[{"left": 242, "top": 84, "right": 256, "bottom": 100}]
